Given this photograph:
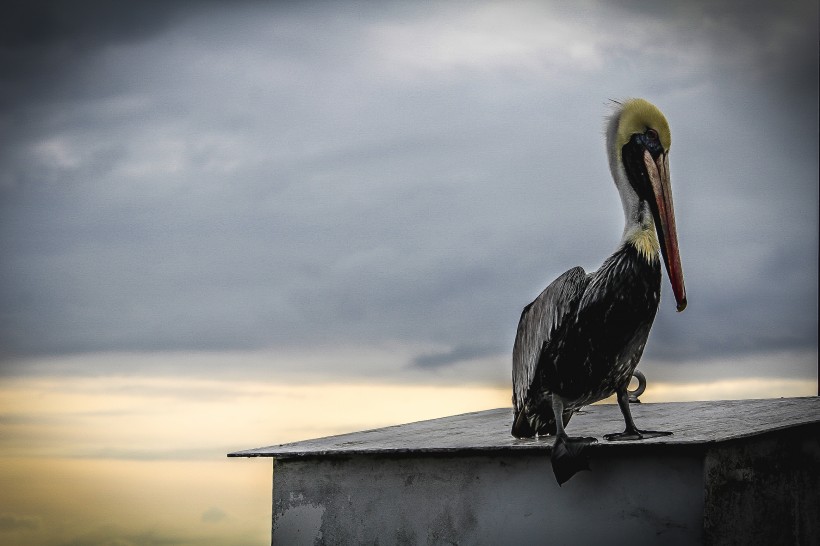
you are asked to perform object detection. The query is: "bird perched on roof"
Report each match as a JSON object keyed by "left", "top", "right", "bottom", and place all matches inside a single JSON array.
[{"left": 511, "top": 98, "right": 687, "bottom": 485}]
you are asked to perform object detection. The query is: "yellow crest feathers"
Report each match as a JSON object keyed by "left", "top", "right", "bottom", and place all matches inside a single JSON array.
[{"left": 615, "top": 98, "right": 671, "bottom": 151}]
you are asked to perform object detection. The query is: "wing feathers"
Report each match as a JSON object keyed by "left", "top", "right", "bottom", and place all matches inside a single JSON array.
[{"left": 512, "top": 267, "right": 589, "bottom": 411}]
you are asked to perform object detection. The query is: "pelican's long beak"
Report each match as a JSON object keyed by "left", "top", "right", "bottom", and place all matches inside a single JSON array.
[{"left": 644, "top": 150, "right": 687, "bottom": 312}]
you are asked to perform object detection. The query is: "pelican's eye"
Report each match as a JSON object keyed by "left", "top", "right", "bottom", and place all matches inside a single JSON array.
[{"left": 646, "top": 128, "right": 659, "bottom": 142}]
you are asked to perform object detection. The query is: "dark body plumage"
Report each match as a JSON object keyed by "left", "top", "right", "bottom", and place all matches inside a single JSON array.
[{"left": 511, "top": 243, "right": 660, "bottom": 438}]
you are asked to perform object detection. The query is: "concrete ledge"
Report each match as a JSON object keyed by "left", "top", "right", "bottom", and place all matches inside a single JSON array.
[{"left": 230, "top": 397, "right": 820, "bottom": 545}]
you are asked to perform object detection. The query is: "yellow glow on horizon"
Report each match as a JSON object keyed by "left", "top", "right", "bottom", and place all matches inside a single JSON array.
[
  {"left": 2, "top": 456, "right": 271, "bottom": 545},
  {"left": 1, "top": 376, "right": 514, "bottom": 545},
  {"left": 1, "top": 374, "right": 815, "bottom": 544},
  {"left": 0, "top": 376, "right": 513, "bottom": 457},
  {"left": 639, "top": 377, "right": 816, "bottom": 402}
]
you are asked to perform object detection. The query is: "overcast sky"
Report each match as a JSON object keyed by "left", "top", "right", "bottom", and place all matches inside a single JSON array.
[{"left": 1, "top": 0, "right": 817, "bottom": 387}]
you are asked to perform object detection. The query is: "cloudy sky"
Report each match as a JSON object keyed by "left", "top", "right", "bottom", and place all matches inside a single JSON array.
[{"left": 0, "top": 1, "right": 817, "bottom": 544}]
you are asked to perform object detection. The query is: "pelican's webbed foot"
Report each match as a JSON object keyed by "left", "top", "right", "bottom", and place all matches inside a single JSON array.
[
  {"left": 550, "top": 432, "right": 597, "bottom": 485},
  {"left": 604, "top": 428, "right": 672, "bottom": 441},
  {"left": 606, "top": 387, "right": 673, "bottom": 441}
]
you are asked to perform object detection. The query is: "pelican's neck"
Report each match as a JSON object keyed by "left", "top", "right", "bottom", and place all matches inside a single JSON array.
[
  {"left": 610, "top": 155, "right": 659, "bottom": 263},
  {"left": 622, "top": 201, "right": 660, "bottom": 263},
  {"left": 606, "top": 108, "right": 660, "bottom": 264}
]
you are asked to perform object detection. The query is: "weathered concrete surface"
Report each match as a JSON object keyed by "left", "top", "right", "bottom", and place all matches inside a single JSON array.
[
  {"left": 704, "top": 423, "right": 820, "bottom": 546},
  {"left": 230, "top": 397, "right": 820, "bottom": 459},
  {"left": 272, "top": 450, "right": 704, "bottom": 545}
]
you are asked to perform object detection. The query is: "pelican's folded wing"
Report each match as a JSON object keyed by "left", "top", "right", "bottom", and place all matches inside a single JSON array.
[{"left": 512, "top": 266, "right": 589, "bottom": 413}]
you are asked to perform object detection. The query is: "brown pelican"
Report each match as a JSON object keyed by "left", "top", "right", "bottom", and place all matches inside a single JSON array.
[{"left": 511, "top": 99, "right": 687, "bottom": 485}]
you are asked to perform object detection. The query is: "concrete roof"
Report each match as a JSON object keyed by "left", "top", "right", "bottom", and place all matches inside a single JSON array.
[{"left": 229, "top": 396, "right": 820, "bottom": 459}]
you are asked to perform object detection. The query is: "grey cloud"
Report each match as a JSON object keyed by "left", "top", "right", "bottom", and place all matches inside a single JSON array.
[
  {"left": 411, "top": 344, "right": 502, "bottom": 369},
  {"left": 1, "top": 0, "right": 186, "bottom": 48},
  {"left": 57, "top": 525, "right": 195, "bottom": 546},
  {"left": 0, "top": 1, "right": 195, "bottom": 115},
  {"left": 0, "top": 512, "right": 42, "bottom": 532},
  {"left": 201, "top": 507, "right": 228, "bottom": 524},
  {"left": 0, "top": 1, "right": 816, "bottom": 380},
  {"left": 0, "top": 412, "right": 72, "bottom": 426}
]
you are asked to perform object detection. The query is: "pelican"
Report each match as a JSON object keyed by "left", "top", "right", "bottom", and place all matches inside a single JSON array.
[{"left": 511, "top": 98, "right": 687, "bottom": 485}]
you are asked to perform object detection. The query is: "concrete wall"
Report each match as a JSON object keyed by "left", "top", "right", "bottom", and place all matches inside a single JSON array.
[
  {"left": 272, "top": 448, "right": 705, "bottom": 545},
  {"left": 703, "top": 424, "right": 820, "bottom": 545}
]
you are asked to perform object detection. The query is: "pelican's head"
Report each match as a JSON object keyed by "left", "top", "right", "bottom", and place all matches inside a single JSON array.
[{"left": 607, "top": 98, "right": 687, "bottom": 312}]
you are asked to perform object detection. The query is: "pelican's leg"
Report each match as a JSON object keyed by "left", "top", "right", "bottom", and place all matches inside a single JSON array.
[
  {"left": 549, "top": 395, "right": 596, "bottom": 485},
  {"left": 604, "top": 387, "right": 673, "bottom": 441}
]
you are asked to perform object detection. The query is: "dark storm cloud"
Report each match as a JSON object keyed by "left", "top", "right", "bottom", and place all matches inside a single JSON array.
[
  {"left": 0, "top": 0, "right": 816, "bottom": 382},
  {"left": 0, "top": 1, "right": 193, "bottom": 108},
  {"left": 1, "top": 0, "right": 183, "bottom": 47}
]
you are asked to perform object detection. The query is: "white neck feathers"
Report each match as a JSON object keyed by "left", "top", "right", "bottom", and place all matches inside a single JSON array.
[{"left": 606, "top": 103, "right": 660, "bottom": 263}]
